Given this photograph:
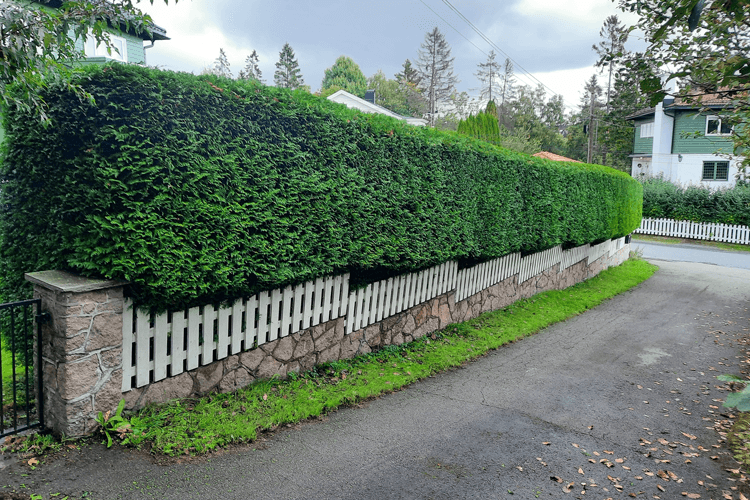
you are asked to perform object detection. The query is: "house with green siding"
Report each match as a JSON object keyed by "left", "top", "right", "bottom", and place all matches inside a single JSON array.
[
  {"left": 30, "top": 0, "right": 169, "bottom": 65},
  {"left": 627, "top": 95, "right": 744, "bottom": 187}
]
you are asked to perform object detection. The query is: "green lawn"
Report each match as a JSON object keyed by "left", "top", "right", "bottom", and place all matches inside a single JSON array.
[{"left": 112, "top": 258, "right": 657, "bottom": 456}]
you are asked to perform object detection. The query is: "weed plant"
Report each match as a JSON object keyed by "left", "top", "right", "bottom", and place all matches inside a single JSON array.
[{"left": 118, "top": 259, "right": 656, "bottom": 456}]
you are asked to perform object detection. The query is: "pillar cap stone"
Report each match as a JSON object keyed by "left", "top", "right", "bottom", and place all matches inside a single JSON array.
[{"left": 24, "top": 270, "right": 128, "bottom": 293}]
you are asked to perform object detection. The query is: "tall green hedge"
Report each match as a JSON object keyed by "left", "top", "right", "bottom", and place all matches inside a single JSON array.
[
  {"left": 641, "top": 177, "right": 750, "bottom": 225},
  {"left": 0, "top": 65, "right": 642, "bottom": 311}
]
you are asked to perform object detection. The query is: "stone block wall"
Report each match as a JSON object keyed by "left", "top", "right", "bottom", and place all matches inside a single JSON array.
[{"left": 27, "top": 242, "right": 630, "bottom": 436}]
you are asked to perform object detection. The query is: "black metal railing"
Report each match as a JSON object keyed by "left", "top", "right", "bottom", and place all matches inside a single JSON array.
[{"left": 0, "top": 298, "right": 44, "bottom": 438}]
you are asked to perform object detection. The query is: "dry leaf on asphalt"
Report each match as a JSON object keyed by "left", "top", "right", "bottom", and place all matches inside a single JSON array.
[
  {"left": 682, "top": 432, "right": 697, "bottom": 440},
  {"left": 604, "top": 450, "right": 614, "bottom": 454},
  {"left": 681, "top": 493, "right": 700, "bottom": 499},
  {"left": 563, "top": 481, "right": 575, "bottom": 493},
  {"left": 578, "top": 468, "right": 584, "bottom": 474},
  {"left": 27, "top": 458, "right": 38, "bottom": 466},
  {"left": 657, "top": 485, "right": 666, "bottom": 492},
  {"left": 543, "top": 441, "right": 551, "bottom": 445},
  {"left": 551, "top": 476, "right": 563, "bottom": 483}
]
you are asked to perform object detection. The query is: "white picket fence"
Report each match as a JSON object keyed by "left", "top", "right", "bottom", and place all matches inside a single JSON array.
[
  {"left": 635, "top": 217, "right": 750, "bottom": 245},
  {"left": 122, "top": 237, "right": 627, "bottom": 391}
]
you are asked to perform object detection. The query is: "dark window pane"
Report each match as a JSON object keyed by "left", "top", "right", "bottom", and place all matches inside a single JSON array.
[
  {"left": 702, "top": 162, "right": 716, "bottom": 180},
  {"left": 721, "top": 121, "right": 732, "bottom": 135},
  {"left": 716, "top": 162, "right": 729, "bottom": 180}
]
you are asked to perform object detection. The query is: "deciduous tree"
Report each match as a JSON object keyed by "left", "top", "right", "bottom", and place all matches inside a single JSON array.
[
  {"left": 320, "top": 55, "right": 367, "bottom": 97},
  {"left": 0, "top": 0, "right": 175, "bottom": 121}
]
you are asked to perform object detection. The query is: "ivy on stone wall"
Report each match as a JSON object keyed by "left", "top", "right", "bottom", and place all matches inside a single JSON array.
[{"left": 0, "top": 64, "right": 642, "bottom": 311}]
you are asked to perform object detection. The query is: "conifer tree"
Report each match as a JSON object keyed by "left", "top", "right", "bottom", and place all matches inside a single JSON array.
[
  {"left": 592, "top": 15, "right": 629, "bottom": 112},
  {"left": 238, "top": 49, "right": 263, "bottom": 82},
  {"left": 395, "top": 59, "right": 421, "bottom": 87},
  {"left": 274, "top": 42, "right": 304, "bottom": 90},
  {"left": 212, "top": 48, "right": 232, "bottom": 79},
  {"left": 416, "top": 27, "right": 459, "bottom": 127},
  {"left": 475, "top": 50, "right": 501, "bottom": 103}
]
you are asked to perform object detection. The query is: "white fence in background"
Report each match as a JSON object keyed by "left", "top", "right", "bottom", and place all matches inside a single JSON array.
[
  {"left": 122, "top": 237, "right": 626, "bottom": 391},
  {"left": 635, "top": 217, "right": 750, "bottom": 245}
]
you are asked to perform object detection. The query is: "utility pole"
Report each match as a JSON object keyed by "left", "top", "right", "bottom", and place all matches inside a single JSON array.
[{"left": 587, "top": 90, "right": 595, "bottom": 164}]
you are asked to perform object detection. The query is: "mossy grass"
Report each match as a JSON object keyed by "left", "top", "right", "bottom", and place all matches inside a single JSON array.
[
  {"left": 107, "top": 259, "right": 656, "bottom": 456},
  {"left": 727, "top": 413, "right": 750, "bottom": 471},
  {"left": 632, "top": 234, "right": 750, "bottom": 253}
]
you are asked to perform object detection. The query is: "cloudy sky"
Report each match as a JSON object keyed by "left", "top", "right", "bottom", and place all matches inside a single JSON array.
[{"left": 138, "top": 0, "right": 646, "bottom": 113}]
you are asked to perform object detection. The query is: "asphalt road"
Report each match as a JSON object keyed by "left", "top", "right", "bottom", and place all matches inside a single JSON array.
[
  {"left": 633, "top": 238, "right": 750, "bottom": 270},
  {"left": 2, "top": 258, "right": 750, "bottom": 500}
]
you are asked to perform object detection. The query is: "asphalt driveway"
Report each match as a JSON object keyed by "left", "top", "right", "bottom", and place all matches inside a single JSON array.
[{"left": 2, "top": 258, "right": 749, "bottom": 500}]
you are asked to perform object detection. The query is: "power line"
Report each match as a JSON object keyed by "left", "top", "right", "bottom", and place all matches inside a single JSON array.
[
  {"left": 415, "top": 0, "right": 555, "bottom": 94},
  {"left": 440, "top": 0, "right": 564, "bottom": 101}
]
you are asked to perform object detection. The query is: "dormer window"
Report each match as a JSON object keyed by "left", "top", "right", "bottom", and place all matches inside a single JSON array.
[
  {"left": 84, "top": 34, "right": 127, "bottom": 62},
  {"left": 706, "top": 115, "right": 732, "bottom": 136}
]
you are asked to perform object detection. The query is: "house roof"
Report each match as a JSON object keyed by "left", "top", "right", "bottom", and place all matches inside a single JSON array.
[
  {"left": 326, "top": 90, "right": 427, "bottom": 126},
  {"left": 532, "top": 151, "right": 582, "bottom": 163},
  {"left": 40, "top": 0, "right": 169, "bottom": 41}
]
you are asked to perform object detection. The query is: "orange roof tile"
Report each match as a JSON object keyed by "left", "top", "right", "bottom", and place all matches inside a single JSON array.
[{"left": 532, "top": 151, "right": 582, "bottom": 163}]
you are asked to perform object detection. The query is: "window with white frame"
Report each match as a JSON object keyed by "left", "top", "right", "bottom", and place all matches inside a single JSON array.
[
  {"left": 639, "top": 121, "right": 654, "bottom": 138},
  {"left": 702, "top": 161, "right": 729, "bottom": 181},
  {"left": 705, "top": 115, "right": 732, "bottom": 136},
  {"left": 84, "top": 34, "right": 127, "bottom": 62}
]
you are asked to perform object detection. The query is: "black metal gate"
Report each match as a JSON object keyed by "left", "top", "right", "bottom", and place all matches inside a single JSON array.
[{"left": 0, "top": 298, "right": 44, "bottom": 438}]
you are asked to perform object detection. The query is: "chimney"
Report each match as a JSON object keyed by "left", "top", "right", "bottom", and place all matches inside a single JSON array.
[{"left": 364, "top": 89, "right": 376, "bottom": 104}]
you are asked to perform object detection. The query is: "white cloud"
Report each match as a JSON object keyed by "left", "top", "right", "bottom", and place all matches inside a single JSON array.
[
  {"left": 530, "top": 65, "right": 602, "bottom": 113},
  {"left": 512, "top": 0, "right": 640, "bottom": 26}
]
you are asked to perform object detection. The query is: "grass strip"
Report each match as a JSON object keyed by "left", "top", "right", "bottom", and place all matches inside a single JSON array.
[
  {"left": 632, "top": 234, "right": 750, "bottom": 253},
  {"left": 118, "top": 258, "right": 657, "bottom": 456}
]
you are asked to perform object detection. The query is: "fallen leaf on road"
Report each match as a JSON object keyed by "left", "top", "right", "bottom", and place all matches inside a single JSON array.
[
  {"left": 543, "top": 442, "right": 551, "bottom": 445},
  {"left": 27, "top": 458, "right": 38, "bottom": 466},
  {"left": 593, "top": 451, "right": 600, "bottom": 456},
  {"left": 658, "top": 438, "right": 670, "bottom": 445},
  {"left": 615, "top": 458, "right": 624, "bottom": 463},
  {"left": 682, "top": 432, "right": 697, "bottom": 440},
  {"left": 604, "top": 450, "right": 614, "bottom": 455},
  {"left": 578, "top": 468, "right": 584, "bottom": 474},
  {"left": 563, "top": 481, "right": 575, "bottom": 493},
  {"left": 668, "top": 471, "right": 678, "bottom": 480},
  {"left": 572, "top": 443, "right": 580, "bottom": 448},
  {"left": 551, "top": 476, "right": 563, "bottom": 483},
  {"left": 516, "top": 466, "right": 523, "bottom": 471},
  {"left": 681, "top": 493, "right": 700, "bottom": 499},
  {"left": 657, "top": 470, "right": 669, "bottom": 480},
  {"left": 635, "top": 476, "right": 643, "bottom": 480},
  {"left": 657, "top": 485, "right": 666, "bottom": 492}
]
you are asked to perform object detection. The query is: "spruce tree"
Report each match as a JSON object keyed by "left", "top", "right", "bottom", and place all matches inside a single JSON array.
[
  {"left": 416, "top": 27, "right": 459, "bottom": 127},
  {"left": 274, "top": 43, "right": 304, "bottom": 90},
  {"left": 238, "top": 50, "right": 263, "bottom": 82},
  {"left": 395, "top": 59, "right": 421, "bottom": 87},
  {"left": 212, "top": 48, "right": 232, "bottom": 79},
  {"left": 592, "top": 15, "right": 629, "bottom": 112},
  {"left": 475, "top": 50, "right": 501, "bottom": 103}
]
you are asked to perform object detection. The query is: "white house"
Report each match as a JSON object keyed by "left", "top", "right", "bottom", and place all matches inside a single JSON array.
[{"left": 627, "top": 94, "right": 745, "bottom": 187}]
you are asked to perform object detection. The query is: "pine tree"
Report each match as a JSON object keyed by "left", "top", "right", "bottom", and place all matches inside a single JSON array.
[
  {"left": 592, "top": 15, "right": 629, "bottom": 112},
  {"left": 475, "top": 50, "right": 501, "bottom": 103},
  {"left": 238, "top": 50, "right": 263, "bottom": 82},
  {"left": 320, "top": 56, "right": 367, "bottom": 97},
  {"left": 416, "top": 27, "right": 459, "bottom": 127},
  {"left": 212, "top": 48, "right": 232, "bottom": 79},
  {"left": 274, "top": 43, "right": 304, "bottom": 90}
]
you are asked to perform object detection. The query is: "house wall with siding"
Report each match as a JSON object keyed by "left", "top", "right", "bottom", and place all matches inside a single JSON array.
[
  {"left": 672, "top": 111, "right": 735, "bottom": 155},
  {"left": 633, "top": 117, "right": 654, "bottom": 154},
  {"left": 73, "top": 32, "right": 145, "bottom": 64}
]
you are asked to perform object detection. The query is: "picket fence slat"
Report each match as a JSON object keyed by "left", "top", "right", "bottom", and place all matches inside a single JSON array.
[{"left": 635, "top": 217, "right": 750, "bottom": 245}]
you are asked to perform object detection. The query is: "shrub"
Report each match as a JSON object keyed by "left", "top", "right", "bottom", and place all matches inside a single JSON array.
[
  {"left": 0, "top": 64, "right": 642, "bottom": 311},
  {"left": 641, "top": 177, "right": 750, "bottom": 225}
]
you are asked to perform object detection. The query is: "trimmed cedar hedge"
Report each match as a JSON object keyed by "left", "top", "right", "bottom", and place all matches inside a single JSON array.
[
  {"left": 0, "top": 65, "right": 642, "bottom": 311},
  {"left": 641, "top": 176, "right": 750, "bottom": 226}
]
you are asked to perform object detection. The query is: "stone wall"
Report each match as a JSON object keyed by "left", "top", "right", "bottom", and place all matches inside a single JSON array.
[{"left": 27, "top": 242, "right": 630, "bottom": 436}]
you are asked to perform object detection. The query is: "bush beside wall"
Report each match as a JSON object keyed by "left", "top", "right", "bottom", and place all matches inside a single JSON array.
[
  {"left": 0, "top": 65, "right": 642, "bottom": 311},
  {"left": 641, "top": 177, "right": 750, "bottom": 226}
]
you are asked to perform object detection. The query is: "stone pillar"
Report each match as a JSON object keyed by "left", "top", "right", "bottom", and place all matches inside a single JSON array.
[{"left": 24, "top": 271, "right": 127, "bottom": 437}]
